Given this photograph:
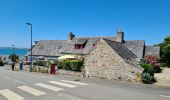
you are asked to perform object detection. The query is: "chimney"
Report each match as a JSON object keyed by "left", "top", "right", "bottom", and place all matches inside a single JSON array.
[
  {"left": 116, "top": 30, "right": 124, "bottom": 43},
  {"left": 68, "top": 32, "right": 75, "bottom": 41}
]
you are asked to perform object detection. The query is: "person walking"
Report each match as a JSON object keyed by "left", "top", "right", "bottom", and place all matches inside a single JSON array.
[{"left": 12, "top": 62, "right": 15, "bottom": 71}]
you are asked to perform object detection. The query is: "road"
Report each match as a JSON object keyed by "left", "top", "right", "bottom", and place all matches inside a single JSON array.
[{"left": 0, "top": 66, "right": 170, "bottom": 100}]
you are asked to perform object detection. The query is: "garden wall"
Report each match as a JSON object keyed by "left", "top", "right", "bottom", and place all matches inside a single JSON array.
[{"left": 57, "top": 69, "right": 84, "bottom": 77}]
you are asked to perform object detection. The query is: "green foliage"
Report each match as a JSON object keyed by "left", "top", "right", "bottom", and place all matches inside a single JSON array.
[
  {"left": 62, "top": 60, "right": 72, "bottom": 70},
  {"left": 0, "top": 60, "right": 4, "bottom": 66},
  {"left": 57, "top": 61, "right": 63, "bottom": 69},
  {"left": 9, "top": 54, "right": 19, "bottom": 62},
  {"left": 140, "top": 63, "right": 154, "bottom": 76},
  {"left": 164, "top": 36, "right": 170, "bottom": 44},
  {"left": 141, "top": 73, "right": 155, "bottom": 84},
  {"left": 160, "top": 63, "right": 167, "bottom": 67},
  {"left": 34, "top": 60, "right": 48, "bottom": 67},
  {"left": 70, "top": 60, "right": 84, "bottom": 71},
  {"left": 157, "top": 36, "right": 170, "bottom": 67},
  {"left": 61, "top": 60, "right": 84, "bottom": 71},
  {"left": 163, "top": 48, "right": 170, "bottom": 67}
]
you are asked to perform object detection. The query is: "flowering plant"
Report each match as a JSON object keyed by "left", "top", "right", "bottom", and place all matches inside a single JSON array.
[{"left": 144, "top": 55, "right": 161, "bottom": 72}]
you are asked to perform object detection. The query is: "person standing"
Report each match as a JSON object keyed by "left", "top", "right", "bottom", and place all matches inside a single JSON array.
[{"left": 12, "top": 62, "right": 15, "bottom": 71}]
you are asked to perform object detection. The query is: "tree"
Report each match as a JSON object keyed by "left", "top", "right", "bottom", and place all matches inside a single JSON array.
[
  {"left": 9, "top": 54, "right": 19, "bottom": 62},
  {"left": 163, "top": 44, "right": 170, "bottom": 66},
  {"left": 157, "top": 36, "right": 170, "bottom": 67}
]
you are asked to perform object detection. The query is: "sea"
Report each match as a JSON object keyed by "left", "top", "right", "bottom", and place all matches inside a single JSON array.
[{"left": 0, "top": 47, "right": 28, "bottom": 56}]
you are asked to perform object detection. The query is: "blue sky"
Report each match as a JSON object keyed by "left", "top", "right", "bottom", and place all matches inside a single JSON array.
[{"left": 0, "top": 0, "right": 169, "bottom": 48}]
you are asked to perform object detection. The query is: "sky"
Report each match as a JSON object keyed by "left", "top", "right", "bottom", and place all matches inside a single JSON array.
[{"left": 0, "top": 0, "right": 169, "bottom": 48}]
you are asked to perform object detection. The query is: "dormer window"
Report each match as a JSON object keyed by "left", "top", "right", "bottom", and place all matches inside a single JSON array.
[
  {"left": 74, "top": 39, "right": 87, "bottom": 49},
  {"left": 75, "top": 44, "right": 85, "bottom": 49}
]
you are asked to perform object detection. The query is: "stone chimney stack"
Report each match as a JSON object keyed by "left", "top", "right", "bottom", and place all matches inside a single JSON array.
[
  {"left": 116, "top": 30, "right": 124, "bottom": 43},
  {"left": 68, "top": 32, "right": 75, "bottom": 41}
]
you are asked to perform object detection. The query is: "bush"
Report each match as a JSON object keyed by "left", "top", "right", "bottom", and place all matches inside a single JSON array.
[
  {"left": 144, "top": 55, "right": 161, "bottom": 72},
  {"left": 61, "top": 60, "right": 84, "bottom": 71},
  {"left": 0, "top": 60, "right": 4, "bottom": 66},
  {"left": 57, "top": 61, "right": 63, "bottom": 69},
  {"left": 62, "top": 60, "right": 72, "bottom": 70},
  {"left": 34, "top": 60, "right": 48, "bottom": 67},
  {"left": 160, "top": 63, "right": 167, "bottom": 67},
  {"left": 141, "top": 73, "right": 155, "bottom": 84},
  {"left": 70, "top": 60, "right": 84, "bottom": 71},
  {"left": 154, "top": 63, "right": 161, "bottom": 73},
  {"left": 144, "top": 55, "right": 160, "bottom": 65},
  {"left": 140, "top": 63, "right": 154, "bottom": 76}
]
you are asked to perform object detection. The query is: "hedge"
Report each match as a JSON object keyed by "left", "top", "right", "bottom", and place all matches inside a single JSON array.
[
  {"left": 33, "top": 60, "right": 49, "bottom": 67},
  {"left": 141, "top": 73, "right": 156, "bottom": 84},
  {"left": 62, "top": 60, "right": 72, "bottom": 70},
  {"left": 61, "top": 60, "right": 84, "bottom": 72},
  {"left": 140, "top": 63, "right": 154, "bottom": 76}
]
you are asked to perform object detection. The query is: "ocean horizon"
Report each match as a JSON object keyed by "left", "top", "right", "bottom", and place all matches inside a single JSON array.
[{"left": 0, "top": 47, "right": 29, "bottom": 56}]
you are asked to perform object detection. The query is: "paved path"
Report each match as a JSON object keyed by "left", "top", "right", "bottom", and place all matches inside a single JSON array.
[
  {"left": 0, "top": 67, "right": 170, "bottom": 100},
  {"left": 155, "top": 67, "right": 170, "bottom": 87}
]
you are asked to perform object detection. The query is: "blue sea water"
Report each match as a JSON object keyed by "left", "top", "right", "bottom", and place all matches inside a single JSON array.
[{"left": 0, "top": 48, "right": 28, "bottom": 56}]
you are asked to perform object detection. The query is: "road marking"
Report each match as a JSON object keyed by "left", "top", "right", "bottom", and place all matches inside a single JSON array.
[
  {"left": 58, "top": 93, "right": 84, "bottom": 100},
  {"left": 60, "top": 80, "right": 88, "bottom": 85},
  {"left": 0, "top": 89, "right": 24, "bottom": 100},
  {"left": 1, "top": 75, "right": 11, "bottom": 79},
  {"left": 49, "top": 81, "right": 77, "bottom": 88},
  {"left": 18, "top": 86, "right": 46, "bottom": 96},
  {"left": 14, "top": 80, "right": 26, "bottom": 84},
  {"left": 35, "top": 83, "right": 63, "bottom": 92},
  {"left": 160, "top": 95, "right": 170, "bottom": 98}
]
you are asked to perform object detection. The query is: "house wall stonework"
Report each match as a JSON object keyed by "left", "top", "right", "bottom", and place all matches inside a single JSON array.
[{"left": 84, "top": 40, "right": 143, "bottom": 81}]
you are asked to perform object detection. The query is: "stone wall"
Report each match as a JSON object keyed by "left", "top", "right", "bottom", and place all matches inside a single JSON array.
[
  {"left": 84, "top": 40, "right": 143, "bottom": 82},
  {"left": 23, "top": 65, "right": 49, "bottom": 73},
  {"left": 57, "top": 69, "right": 83, "bottom": 77},
  {"left": 23, "top": 65, "right": 83, "bottom": 77}
]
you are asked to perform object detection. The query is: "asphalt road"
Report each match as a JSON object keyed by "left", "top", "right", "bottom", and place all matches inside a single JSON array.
[{"left": 0, "top": 66, "right": 170, "bottom": 100}]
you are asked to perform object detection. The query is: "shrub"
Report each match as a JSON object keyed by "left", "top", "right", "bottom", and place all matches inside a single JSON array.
[
  {"left": 154, "top": 63, "right": 161, "bottom": 73},
  {"left": 140, "top": 63, "right": 154, "bottom": 76},
  {"left": 160, "top": 63, "right": 167, "bottom": 67},
  {"left": 62, "top": 60, "right": 72, "bottom": 70},
  {"left": 61, "top": 60, "right": 84, "bottom": 71},
  {"left": 144, "top": 55, "right": 160, "bottom": 65},
  {"left": 70, "top": 60, "right": 84, "bottom": 72},
  {"left": 144, "top": 55, "right": 161, "bottom": 72},
  {"left": 34, "top": 60, "right": 48, "bottom": 67},
  {"left": 141, "top": 73, "right": 155, "bottom": 84},
  {"left": 57, "top": 61, "right": 63, "bottom": 69},
  {"left": 0, "top": 60, "right": 4, "bottom": 66}
]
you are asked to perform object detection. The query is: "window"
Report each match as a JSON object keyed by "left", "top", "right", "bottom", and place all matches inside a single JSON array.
[{"left": 75, "top": 44, "right": 85, "bottom": 49}]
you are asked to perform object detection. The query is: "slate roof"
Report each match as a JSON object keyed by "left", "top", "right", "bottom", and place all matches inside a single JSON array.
[
  {"left": 124, "top": 40, "right": 145, "bottom": 58},
  {"left": 103, "top": 39, "right": 137, "bottom": 60},
  {"left": 31, "top": 40, "right": 68, "bottom": 57},
  {"left": 144, "top": 46, "right": 160, "bottom": 57},
  {"left": 61, "top": 37, "right": 116, "bottom": 54},
  {"left": 30, "top": 35, "right": 159, "bottom": 59}
]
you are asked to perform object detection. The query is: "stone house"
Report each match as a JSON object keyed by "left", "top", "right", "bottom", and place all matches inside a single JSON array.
[
  {"left": 29, "top": 31, "right": 160, "bottom": 81},
  {"left": 84, "top": 38, "right": 143, "bottom": 81},
  {"left": 26, "top": 40, "right": 68, "bottom": 60}
]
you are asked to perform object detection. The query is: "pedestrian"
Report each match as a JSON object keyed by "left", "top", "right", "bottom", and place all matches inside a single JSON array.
[{"left": 12, "top": 62, "right": 15, "bottom": 71}]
